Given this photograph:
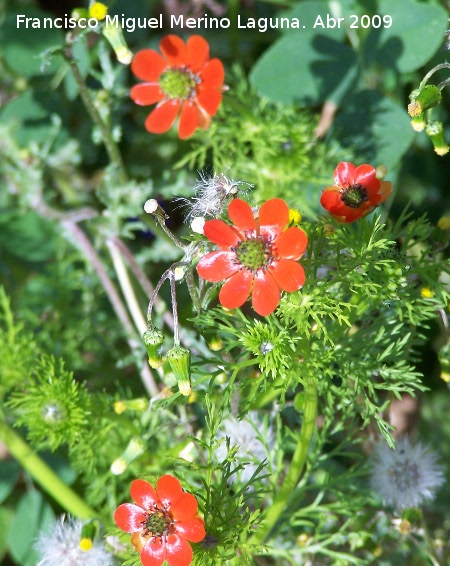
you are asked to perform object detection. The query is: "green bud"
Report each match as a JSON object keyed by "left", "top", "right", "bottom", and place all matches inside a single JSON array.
[
  {"left": 143, "top": 328, "right": 164, "bottom": 369},
  {"left": 425, "top": 120, "right": 449, "bottom": 156},
  {"left": 102, "top": 24, "right": 133, "bottom": 65},
  {"left": 110, "top": 437, "right": 146, "bottom": 475},
  {"left": 401, "top": 507, "right": 422, "bottom": 526},
  {"left": 408, "top": 85, "right": 441, "bottom": 117},
  {"left": 167, "top": 345, "right": 191, "bottom": 396},
  {"left": 410, "top": 113, "right": 426, "bottom": 132}
]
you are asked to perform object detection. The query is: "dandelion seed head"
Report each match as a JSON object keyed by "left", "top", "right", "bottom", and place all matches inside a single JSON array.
[
  {"left": 179, "top": 171, "right": 252, "bottom": 223},
  {"left": 370, "top": 436, "right": 445, "bottom": 510},
  {"left": 35, "top": 516, "right": 114, "bottom": 566}
]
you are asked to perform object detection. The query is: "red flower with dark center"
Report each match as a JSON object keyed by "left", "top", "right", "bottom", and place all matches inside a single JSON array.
[
  {"left": 130, "top": 35, "right": 224, "bottom": 139},
  {"left": 320, "top": 162, "right": 392, "bottom": 223},
  {"left": 114, "top": 475, "right": 206, "bottom": 566},
  {"left": 196, "top": 198, "right": 308, "bottom": 316}
]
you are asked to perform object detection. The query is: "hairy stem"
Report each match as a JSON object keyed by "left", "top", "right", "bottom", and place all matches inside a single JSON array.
[
  {"left": 64, "top": 36, "right": 127, "bottom": 184},
  {"left": 0, "top": 422, "right": 96, "bottom": 520},
  {"left": 249, "top": 375, "right": 317, "bottom": 545}
]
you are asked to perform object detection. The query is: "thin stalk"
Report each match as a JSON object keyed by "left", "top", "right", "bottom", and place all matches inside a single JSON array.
[
  {"left": 107, "top": 238, "right": 147, "bottom": 334},
  {"left": 0, "top": 422, "right": 96, "bottom": 520},
  {"left": 249, "top": 376, "right": 317, "bottom": 545},
  {"left": 63, "top": 221, "right": 159, "bottom": 396},
  {"left": 169, "top": 271, "right": 180, "bottom": 346},
  {"left": 64, "top": 37, "right": 127, "bottom": 184}
]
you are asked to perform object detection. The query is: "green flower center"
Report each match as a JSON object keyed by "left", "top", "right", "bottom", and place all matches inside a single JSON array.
[
  {"left": 340, "top": 184, "right": 368, "bottom": 209},
  {"left": 145, "top": 509, "right": 173, "bottom": 537},
  {"left": 235, "top": 238, "right": 271, "bottom": 271},
  {"left": 159, "top": 68, "right": 198, "bottom": 100}
]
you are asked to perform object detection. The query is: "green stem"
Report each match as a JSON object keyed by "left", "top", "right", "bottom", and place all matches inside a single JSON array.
[
  {"left": 249, "top": 376, "right": 317, "bottom": 545},
  {"left": 64, "top": 38, "right": 127, "bottom": 184},
  {"left": 0, "top": 422, "right": 96, "bottom": 520}
]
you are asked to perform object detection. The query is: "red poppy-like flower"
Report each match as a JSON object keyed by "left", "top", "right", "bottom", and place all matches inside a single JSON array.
[
  {"left": 114, "top": 475, "right": 206, "bottom": 566},
  {"left": 130, "top": 35, "right": 224, "bottom": 139},
  {"left": 320, "top": 162, "right": 392, "bottom": 223},
  {"left": 196, "top": 198, "right": 308, "bottom": 317}
]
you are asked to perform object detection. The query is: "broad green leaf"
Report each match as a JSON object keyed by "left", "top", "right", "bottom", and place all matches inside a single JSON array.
[
  {"left": 8, "top": 491, "right": 54, "bottom": 564},
  {"left": 0, "top": 10, "right": 63, "bottom": 77},
  {"left": 0, "top": 508, "right": 13, "bottom": 561},
  {"left": 0, "top": 90, "right": 66, "bottom": 147},
  {"left": 363, "top": 0, "right": 448, "bottom": 73},
  {"left": 250, "top": 33, "right": 355, "bottom": 105},
  {"left": 0, "top": 461, "right": 20, "bottom": 505},
  {"left": 332, "top": 89, "right": 415, "bottom": 170}
]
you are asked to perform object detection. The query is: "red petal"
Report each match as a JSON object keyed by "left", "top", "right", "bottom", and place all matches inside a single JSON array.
[
  {"left": 274, "top": 227, "right": 308, "bottom": 260},
  {"left": 156, "top": 475, "right": 182, "bottom": 507},
  {"left": 171, "top": 492, "right": 199, "bottom": 520},
  {"left": 334, "top": 162, "right": 356, "bottom": 187},
  {"left": 186, "top": 35, "right": 210, "bottom": 73},
  {"left": 196, "top": 106, "right": 211, "bottom": 130},
  {"left": 269, "top": 260, "right": 305, "bottom": 292},
  {"left": 130, "top": 479, "right": 159, "bottom": 509},
  {"left": 178, "top": 101, "right": 200, "bottom": 139},
  {"left": 131, "top": 50, "right": 167, "bottom": 82},
  {"left": 259, "top": 198, "right": 289, "bottom": 240},
  {"left": 197, "top": 251, "right": 240, "bottom": 282},
  {"left": 160, "top": 35, "right": 187, "bottom": 66},
  {"left": 141, "top": 538, "right": 166, "bottom": 566},
  {"left": 175, "top": 517, "right": 206, "bottom": 542},
  {"left": 130, "top": 84, "right": 164, "bottom": 106},
  {"left": 204, "top": 219, "right": 241, "bottom": 247},
  {"left": 219, "top": 270, "right": 253, "bottom": 309},
  {"left": 352, "top": 164, "right": 376, "bottom": 187},
  {"left": 165, "top": 534, "right": 193, "bottom": 566},
  {"left": 320, "top": 187, "right": 345, "bottom": 214},
  {"left": 145, "top": 100, "right": 180, "bottom": 134},
  {"left": 114, "top": 503, "right": 146, "bottom": 532},
  {"left": 252, "top": 271, "right": 280, "bottom": 316},
  {"left": 200, "top": 58, "right": 225, "bottom": 88},
  {"left": 196, "top": 87, "right": 222, "bottom": 116},
  {"left": 228, "top": 198, "right": 256, "bottom": 234}
]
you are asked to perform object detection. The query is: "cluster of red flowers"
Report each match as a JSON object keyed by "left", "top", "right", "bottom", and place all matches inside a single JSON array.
[
  {"left": 130, "top": 35, "right": 224, "bottom": 139},
  {"left": 114, "top": 475, "right": 205, "bottom": 566}
]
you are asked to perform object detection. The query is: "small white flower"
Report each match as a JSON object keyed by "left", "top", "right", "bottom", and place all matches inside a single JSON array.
[
  {"left": 143, "top": 198, "right": 159, "bottom": 214},
  {"left": 35, "top": 516, "right": 114, "bottom": 566},
  {"left": 215, "top": 412, "right": 275, "bottom": 485},
  {"left": 190, "top": 216, "right": 206, "bottom": 234},
  {"left": 370, "top": 436, "right": 445, "bottom": 510}
]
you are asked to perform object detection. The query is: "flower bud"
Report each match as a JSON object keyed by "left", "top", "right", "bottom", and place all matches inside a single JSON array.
[
  {"left": 110, "top": 437, "right": 146, "bottom": 475},
  {"left": 166, "top": 345, "right": 191, "bottom": 396},
  {"left": 425, "top": 120, "right": 449, "bottom": 156},
  {"left": 408, "top": 85, "right": 442, "bottom": 117},
  {"left": 143, "top": 328, "right": 164, "bottom": 369},
  {"left": 410, "top": 113, "right": 426, "bottom": 132},
  {"left": 89, "top": 2, "right": 108, "bottom": 20},
  {"left": 102, "top": 24, "right": 133, "bottom": 65},
  {"left": 114, "top": 398, "right": 148, "bottom": 414}
]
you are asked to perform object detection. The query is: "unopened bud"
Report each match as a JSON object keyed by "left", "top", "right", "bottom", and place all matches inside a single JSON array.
[
  {"left": 102, "top": 24, "right": 133, "bottom": 65},
  {"left": 408, "top": 85, "right": 441, "bottom": 117},
  {"left": 110, "top": 437, "right": 146, "bottom": 475},
  {"left": 89, "top": 2, "right": 108, "bottom": 20},
  {"left": 167, "top": 345, "right": 191, "bottom": 396},
  {"left": 143, "top": 328, "right": 164, "bottom": 369},
  {"left": 190, "top": 216, "right": 205, "bottom": 234},
  {"left": 410, "top": 113, "right": 426, "bottom": 132},
  {"left": 114, "top": 398, "right": 148, "bottom": 414},
  {"left": 143, "top": 199, "right": 169, "bottom": 223},
  {"left": 425, "top": 120, "right": 449, "bottom": 156}
]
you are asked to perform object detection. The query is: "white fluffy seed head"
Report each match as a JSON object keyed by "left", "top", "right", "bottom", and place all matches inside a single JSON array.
[{"left": 370, "top": 436, "right": 445, "bottom": 510}]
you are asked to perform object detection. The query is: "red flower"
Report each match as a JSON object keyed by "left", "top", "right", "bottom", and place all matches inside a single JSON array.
[
  {"left": 114, "top": 475, "right": 206, "bottom": 566},
  {"left": 196, "top": 198, "right": 308, "bottom": 317},
  {"left": 320, "top": 162, "right": 392, "bottom": 223},
  {"left": 130, "top": 35, "right": 224, "bottom": 139}
]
